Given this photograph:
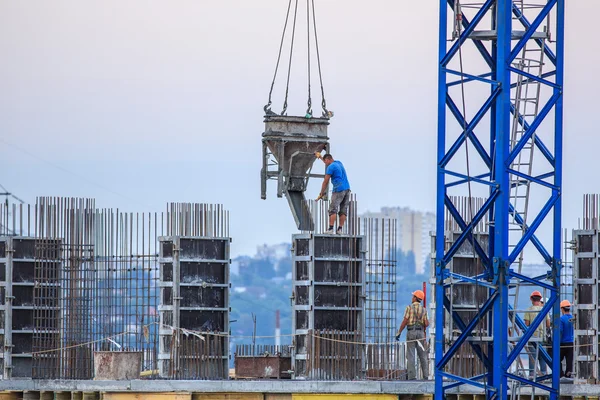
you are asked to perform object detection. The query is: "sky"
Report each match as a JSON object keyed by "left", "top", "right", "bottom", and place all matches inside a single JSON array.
[{"left": 0, "top": 1, "right": 598, "bottom": 257}]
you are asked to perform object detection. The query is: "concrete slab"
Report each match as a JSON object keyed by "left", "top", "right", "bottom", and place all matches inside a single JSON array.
[{"left": 0, "top": 380, "right": 595, "bottom": 396}]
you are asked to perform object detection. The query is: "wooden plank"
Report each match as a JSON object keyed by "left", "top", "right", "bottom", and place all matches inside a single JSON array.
[
  {"left": 40, "top": 392, "right": 53, "bottom": 400},
  {"left": 103, "top": 394, "right": 191, "bottom": 400},
  {"left": 265, "top": 395, "right": 292, "bottom": 400},
  {"left": 293, "top": 396, "right": 397, "bottom": 400},
  {"left": 0, "top": 393, "right": 20, "bottom": 400},
  {"left": 193, "top": 395, "right": 263, "bottom": 400}
]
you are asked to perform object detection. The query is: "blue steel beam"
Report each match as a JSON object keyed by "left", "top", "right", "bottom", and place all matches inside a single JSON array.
[
  {"left": 508, "top": 202, "right": 552, "bottom": 265},
  {"left": 509, "top": 0, "right": 558, "bottom": 62},
  {"left": 506, "top": 91, "right": 561, "bottom": 166},
  {"left": 511, "top": 5, "right": 557, "bottom": 65},
  {"left": 509, "top": 303, "right": 552, "bottom": 366},
  {"left": 442, "top": 296, "right": 492, "bottom": 369},
  {"left": 438, "top": 293, "right": 496, "bottom": 369},
  {"left": 551, "top": 2, "right": 565, "bottom": 396},
  {"left": 444, "top": 373, "right": 488, "bottom": 390},
  {"left": 508, "top": 194, "right": 559, "bottom": 263},
  {"left": 442, "top": 92, "right": 497, "bottom": 168},
  {"left": 441, "top": 371, "right": 496, "bottom": 392},
  {"left": 444, "top": 195, "right": 491, "bottom": 265},
  {"left": 442, "top": 190, "right": 499, "bottom": 265},
  {"left": 441, "top": 0, "right": 495, "bottom": 66},
  {"left": 446, "top": 0, "right": 494, "bottom": 67}
]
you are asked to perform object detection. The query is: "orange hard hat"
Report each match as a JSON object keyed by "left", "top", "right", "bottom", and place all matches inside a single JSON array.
[
  {"left": 560, "top": 300, "right": 571, "bottom": 308},
  {"left": 530, "top": 290, "right": 542, "bottom": 298},
  {"left": 412, "top": 290, "right": 425, "bottom": 300}
]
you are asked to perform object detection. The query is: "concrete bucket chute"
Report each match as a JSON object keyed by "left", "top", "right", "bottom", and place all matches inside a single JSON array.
[{"left": 261, "top": 115, "right": 329, "bottom": 231}]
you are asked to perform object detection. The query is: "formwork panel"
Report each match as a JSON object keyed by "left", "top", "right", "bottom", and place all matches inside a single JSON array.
[
  {"left": 158, "top": 236, "right": 230, "bottom": 380},
  {"left": 291, "top": 234, "right": 365, "bottom": 380},
  {"left": 573, "top": 229, "right": 600, "bottom": 383}
]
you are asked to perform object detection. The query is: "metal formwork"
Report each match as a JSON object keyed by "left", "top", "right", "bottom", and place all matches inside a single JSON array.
[
  {"left": 0, "top": 237, "right": 63, "bottom": 379},
  {"left": 291, "top": 233, "right": 366, "bottom": 380},
  {"left": 572, "top": 229, "right": 598, "bottom": 383},
  {"left": 158, "top": 236, "right": 231, "bottom": 379}
]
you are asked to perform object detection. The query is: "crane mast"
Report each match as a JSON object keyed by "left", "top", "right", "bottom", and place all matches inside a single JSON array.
[{"left": 434, "top": 1, "right": 564, "bottom": 399}]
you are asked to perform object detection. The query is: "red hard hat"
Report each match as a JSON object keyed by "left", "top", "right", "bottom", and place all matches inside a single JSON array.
[
  {"left": 560, "top": 300, "right": 571, "bottom": 308},
  {"left": 412, "top": 290, "right": 425, "bottom": 300},
  {"left": 530, "top": 290, "right": 542, "bottom": 298}
]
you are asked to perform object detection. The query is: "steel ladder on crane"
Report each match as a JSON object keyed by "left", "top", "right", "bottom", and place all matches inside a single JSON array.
[{"left": 508, "top": 2, "right": 549, "bottom": 398}]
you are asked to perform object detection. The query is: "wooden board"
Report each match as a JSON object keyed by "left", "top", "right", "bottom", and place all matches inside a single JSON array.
[
  {"left": 192, "top": 395, "right": 263, "bottom": 400},
  {"left": 103, "top": 394, "right": 191, "bottom": 400},
  {"left": 293, "top": 396, "right": 397, "bottom": 400}
]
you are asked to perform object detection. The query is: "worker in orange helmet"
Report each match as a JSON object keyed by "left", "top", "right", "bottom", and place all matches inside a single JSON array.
[
  {"left": 395, "top": 289, "right": 429, "bottom": 380},
  {"left": 559, "top": 300, "right": 574, "bottom": 378},
  {"left": 524, "top": 290, "right": 551, "bottom": 378}
]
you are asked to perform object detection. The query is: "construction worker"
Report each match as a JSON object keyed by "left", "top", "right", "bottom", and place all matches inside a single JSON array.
[
  {"left": 524, "top": 290, "right": 551, "bottom": 377},
  {"left": 559, "top": 300, "right": 574, "bottom": 378},
  {"left": 395, "top": 290, "right": 429, "bottom": 380},
  {"left": 315, "top": 153, "right": 351, "bottom": 234}
]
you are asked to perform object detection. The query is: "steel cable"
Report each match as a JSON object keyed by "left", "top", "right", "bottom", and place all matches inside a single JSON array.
[{"left": 264, "top": 0, "right": 294, "bottom": 115}]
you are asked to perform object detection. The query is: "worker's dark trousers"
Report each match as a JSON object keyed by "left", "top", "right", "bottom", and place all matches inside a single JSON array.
[
  {"left": 406, "top": 328, "right": 428, "bottom": 380},
  {"left": 559, "top": 344, "right": 573, "bottom": 377}
]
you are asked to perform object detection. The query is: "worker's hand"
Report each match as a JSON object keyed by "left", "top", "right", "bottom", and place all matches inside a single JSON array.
[
  {"left": 395, "top": 334, "right": 400, "bottom": 342},
  {"left": 314, "top": 152, "right": 322, "bottom": 159},
  {"left": 316, "top": 193, "right": 324, "bottom": 201}
]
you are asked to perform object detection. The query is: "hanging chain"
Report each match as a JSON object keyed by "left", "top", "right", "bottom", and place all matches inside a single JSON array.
[
  {"left": 305, "top": 0, "right": 313, "bottom": 117},
  {"left": 264, "top": 0, "right": 294, "bottom": 115},
  {"left": 311, "top": 0, "right": 330, "bottom": 118},
  {"left": 281, "top": 0, "right": 299, "bottom": 116},
  {"left": 264, "top": 0, "right": 330, "bottom": 118}
]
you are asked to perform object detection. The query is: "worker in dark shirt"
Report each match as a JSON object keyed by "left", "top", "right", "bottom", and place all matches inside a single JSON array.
[
  {"left": 315, "top": 152, "right": 351, "bottom": 234},
  {"left": 559, "top": 300, "right": 574, "bottom": 378}
]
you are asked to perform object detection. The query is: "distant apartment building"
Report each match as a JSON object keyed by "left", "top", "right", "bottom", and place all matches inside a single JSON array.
[{"left": 361, "top": 207, "right": 435, "bottom": 275}]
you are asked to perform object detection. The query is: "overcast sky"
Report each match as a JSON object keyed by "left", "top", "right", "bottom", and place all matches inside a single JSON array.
[{"left": 1, "top": 1, "right": 598, "bottom": 257}]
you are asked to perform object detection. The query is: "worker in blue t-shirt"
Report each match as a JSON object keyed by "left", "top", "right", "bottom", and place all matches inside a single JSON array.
[
  {"left": 559, "top": 300, "right": 574, "bottom": 378},
  {"left": 315, "top": 152, "right": 351, "bottom": 234}
]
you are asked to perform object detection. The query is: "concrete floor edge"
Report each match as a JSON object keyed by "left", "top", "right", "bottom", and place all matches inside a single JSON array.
[{"left": 0, "top": 380, "right": 595, "bottom": 396}]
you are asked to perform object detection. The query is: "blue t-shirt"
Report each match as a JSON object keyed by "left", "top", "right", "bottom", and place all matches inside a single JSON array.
[
  {"left": 559, "top": 313, "right": 574, "bottom": 343},
  {"left": 326, "top": 160, "right": 350, "bottom": 193}
]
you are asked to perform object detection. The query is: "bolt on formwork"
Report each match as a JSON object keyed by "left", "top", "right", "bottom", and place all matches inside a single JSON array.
[{"left": 158, "top": 203, "right": 231, "bottom": 380}]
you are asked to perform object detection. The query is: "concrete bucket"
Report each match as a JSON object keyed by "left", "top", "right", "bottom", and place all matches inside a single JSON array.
[{"left": 261, "top": 115, "right": 330, "bottom": 231}]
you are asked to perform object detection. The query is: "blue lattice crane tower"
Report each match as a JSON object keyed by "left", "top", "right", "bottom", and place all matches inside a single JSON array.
[{"left": 435, "top": 1, "right": 564, "bottom": 399}]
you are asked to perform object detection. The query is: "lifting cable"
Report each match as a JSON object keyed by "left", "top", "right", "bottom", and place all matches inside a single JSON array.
[
  {"left": 264, "top": 0, "right": 294, "bottom": 116},
  {"left": 263, "top": 0, "right": 330, "bottom": 118},
  {"left": 454, "top": 0, "right": 489, "bottom": 393}
]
